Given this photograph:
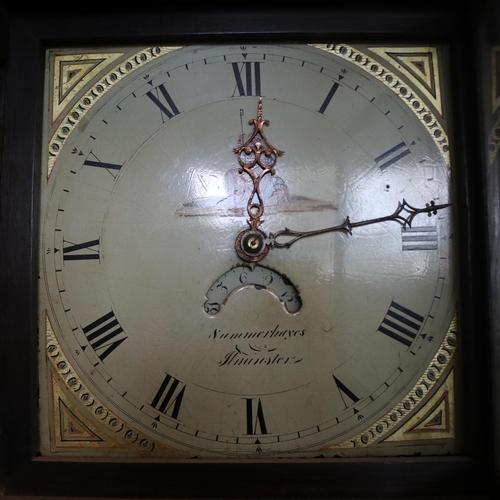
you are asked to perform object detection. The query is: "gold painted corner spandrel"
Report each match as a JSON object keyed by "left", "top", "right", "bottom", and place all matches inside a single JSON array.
[
  {"left": 367, "top": 46, "right": 443, "bottom": 117},
  {"left": 43, "top": 313, "right": 179, "bottom": 456},
  {"left": 46, "top": 47, "right": 181, "bottom": 178},
  {"left": 383, "top": 369, "right": 455, "bottom": 443},
  {"left": 322, "top": 312, "right": 457, "bottom": 455}
]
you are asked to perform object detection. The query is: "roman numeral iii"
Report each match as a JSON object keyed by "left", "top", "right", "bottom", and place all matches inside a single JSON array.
[
  {"left": 402, "top": 226, "right": 438, "bottom": 251},
  {"left": 377, "top": 301, "right": 424, "bottom": 347}
]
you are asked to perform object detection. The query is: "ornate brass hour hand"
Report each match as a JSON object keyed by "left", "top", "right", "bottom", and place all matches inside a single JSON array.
[
  {"left": 234, "top": 98, "right": 284, "bottom": 262},
  {"left": 266, "top": 199, "right": 451, "bottom": 250}
]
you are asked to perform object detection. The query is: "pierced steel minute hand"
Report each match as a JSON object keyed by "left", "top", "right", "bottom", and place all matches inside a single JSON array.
[{"left": 266, "top": 199, "right": 451, "bottom": 250}]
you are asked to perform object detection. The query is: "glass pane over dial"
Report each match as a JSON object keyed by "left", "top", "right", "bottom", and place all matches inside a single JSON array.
[{"left": 39, "top": 44, "right": 455, "bottom": 457}]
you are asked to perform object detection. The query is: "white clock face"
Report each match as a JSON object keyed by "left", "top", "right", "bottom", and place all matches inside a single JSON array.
[{"left": 40, "top": 44, "right": 455, "bottom": 457}]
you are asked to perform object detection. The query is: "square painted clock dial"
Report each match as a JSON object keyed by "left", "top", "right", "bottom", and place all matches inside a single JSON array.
[{"left": 39, "top": 44, "right": 457, "bottom": 457}]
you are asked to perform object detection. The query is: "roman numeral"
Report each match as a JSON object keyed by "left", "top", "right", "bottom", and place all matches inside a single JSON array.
[
  {"left": 374, "top": 142, "right": 411, "bottom": 171},
  {"left": 244, "top": 398, "right": 268, "bottom": 435},
  {"left": 81, "top": 311, "right": 127, "bottom": 361},
  {"left": 83, "top": 151, "right": 122, "bottom": 173},
  {"left": 150, "top": 373, "right": 186, "bottom": 420},
  {"left": 333, "top": 375, "right": 360, "bottom": 409},
  {"left": 377, "top": 301, "right": 424, "bottom": 347},
  {"left": 318, "top": 82, "right": 340, "bottom": 114},
  {"left": 231, "top": 62, "right": 262, "bottom": 97},
  {"left": 402, "top": 226, "right": 438, "bottom": 251},
  {"left": 145, "top": 83, "right": 181, "bottom": 120},
  {"left": 63, "top": 238, "right": 100, "bottom": 261}
]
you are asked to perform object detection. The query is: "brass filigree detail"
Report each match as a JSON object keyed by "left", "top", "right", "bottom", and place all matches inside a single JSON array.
[
  {"left": 383, "top": 369, "right": 455, "bottom": 442},
  {"left": 51, "top": 52, "right": 124, "bottom": 123}
]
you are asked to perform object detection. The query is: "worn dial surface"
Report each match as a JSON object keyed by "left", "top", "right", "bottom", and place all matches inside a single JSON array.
[{"left": 40, "top": 44, "right": 455, "bottom": 456}]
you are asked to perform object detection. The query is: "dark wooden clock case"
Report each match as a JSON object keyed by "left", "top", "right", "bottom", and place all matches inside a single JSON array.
[{"left": 0, "top": 2, "right": 499, "bottom": 498}]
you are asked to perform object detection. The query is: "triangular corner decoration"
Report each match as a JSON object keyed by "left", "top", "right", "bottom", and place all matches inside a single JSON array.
[
  {"left": 383, "top": 369, "right": 455, "bottom": 443},
  {"left": 491, "top": 46, "right": 500, "bottom": 113},
  {"left": 50, "top": 374, "right": 120, "bottom": 450},
  {"left": 58, "top": 397, "right": 103, "bottom": 442},
  {"left": 406, "top": 393, "right": 449, "bottom": 434},
  {"left": 368, "top": 47, "right": 443, "bottom": 116},
  {"left": 58, "top": 60, "right": 104, "bottom": 103},
  {"left": 51, "top": 51, "right": 124, "bottom": 123}
]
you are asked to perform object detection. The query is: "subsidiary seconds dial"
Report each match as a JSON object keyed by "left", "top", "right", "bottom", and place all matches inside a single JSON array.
[{"left": 40, "top": 44, "right": 455, "bottom": 457}]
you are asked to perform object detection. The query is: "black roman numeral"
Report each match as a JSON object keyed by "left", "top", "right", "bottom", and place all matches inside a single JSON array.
[
  {"left": 244, "top": 398, "right": 268, "bottom": 435},
  {"left": 150, "top": 374, "right": 186, "bottom": 420},
  {"left": 83, "top": 151, "right": 122, "bottom": 173},
  {"left": 333, "top": 375, "right": 360, "bottom": 409},
  {"left": 81, "top": 311, "right": 127, "bottom": 361},
  {"left": 402, "top": 226, "right": 438, "bottom": 251},
  {"left": 231, "top": 62, "right": 262, "bottom": 97},
  {"left": 374, "top": 142, "right": 411, "bottom": 171},
  {"left": 377, "top": 301, "right": 424, "bottom": 347},
  {"left": 318, "top": 82, "right": 340, "bottom": 114},
  {"left": 145, "top": 83, "right": 181, "bottom": 121},
  {"left": 63, "top": 238, "right": 100, "bottom": 261}
]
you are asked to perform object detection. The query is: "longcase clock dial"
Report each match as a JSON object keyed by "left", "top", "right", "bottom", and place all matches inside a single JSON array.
[{"left": 39, "top": 44, "right": 456, "bottom": 457}]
